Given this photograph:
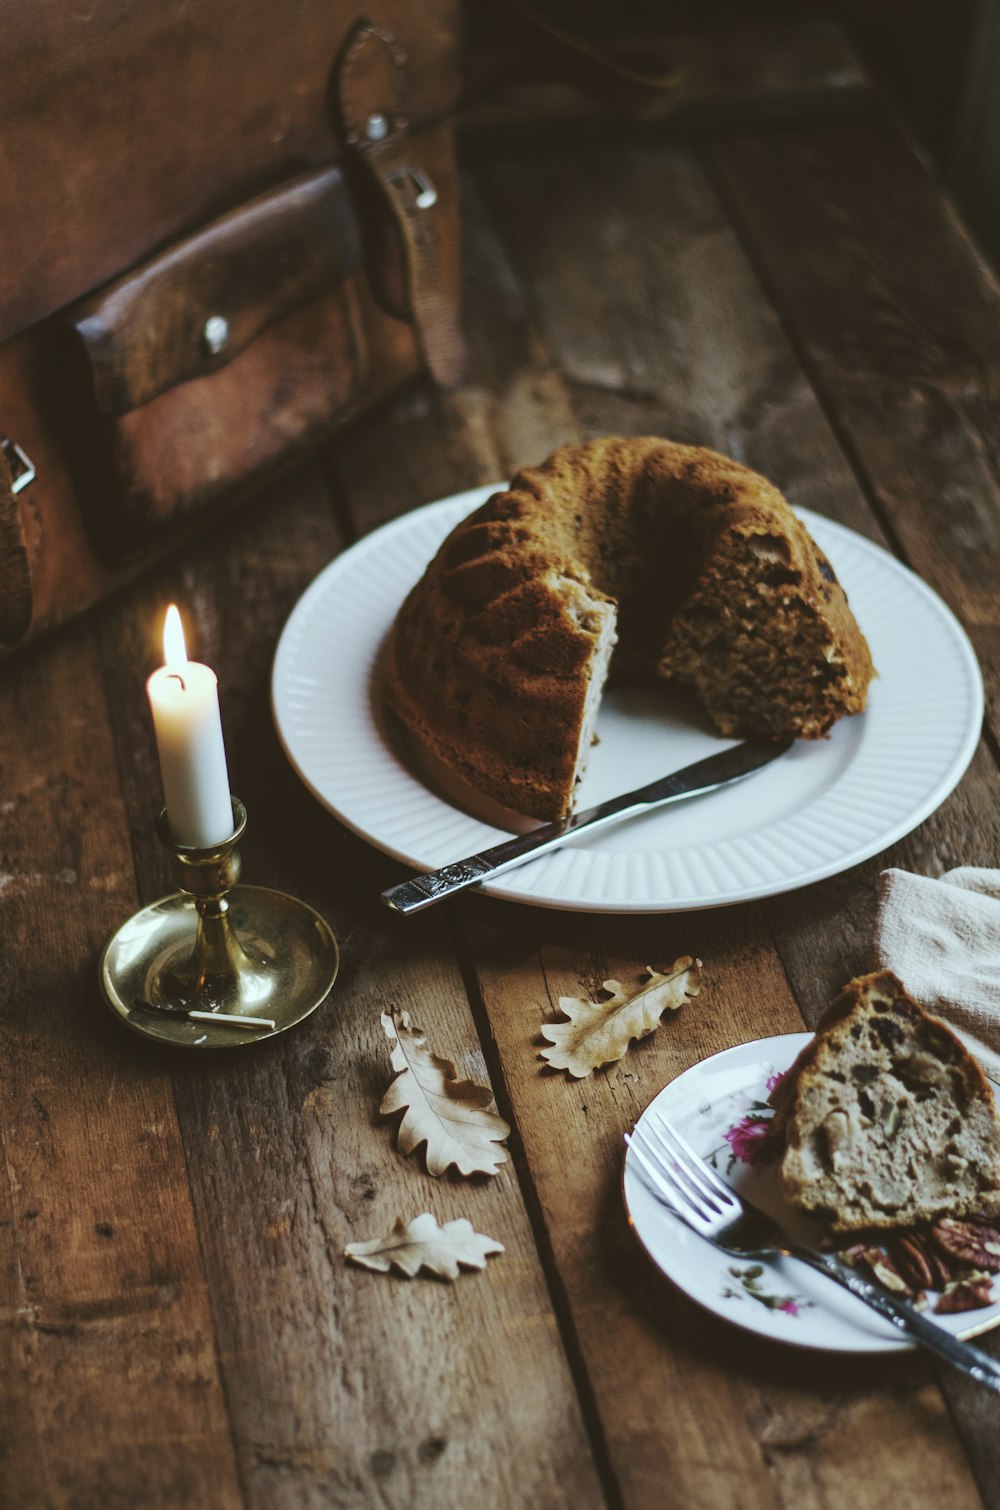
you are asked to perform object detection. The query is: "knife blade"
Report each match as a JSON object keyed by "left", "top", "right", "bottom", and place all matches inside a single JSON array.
[{"left": 381, "top": 737, "right": 793, "bottom": 915}]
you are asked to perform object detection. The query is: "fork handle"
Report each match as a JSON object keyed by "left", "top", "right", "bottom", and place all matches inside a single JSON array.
[{"left": 790, "top": 1246, "right": 1000, "bottom": 1391}]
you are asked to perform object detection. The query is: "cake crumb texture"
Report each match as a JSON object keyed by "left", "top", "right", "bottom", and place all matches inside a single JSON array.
[{"left": 770, "top": 970, "right": 1000, "bottom": 1233}]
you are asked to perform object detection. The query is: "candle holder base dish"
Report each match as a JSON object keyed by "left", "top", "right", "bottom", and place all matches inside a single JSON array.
[{"left": 99, "top": 799, "right": 339, "bottom": 1049}]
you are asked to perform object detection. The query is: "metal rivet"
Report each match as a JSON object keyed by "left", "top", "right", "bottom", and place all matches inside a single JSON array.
[
  {"left": 388, "top": 166, "right": 438, "bottom": 211},
  {"left": 365, "top": 111, "right": 390, "bottom": 142},
  {"left": 412, "top": 171, "right": 438, "bottom": 210},
  {"left": 1, "top": 436, "right": 35, "bottom": 494},
  {"left": 202, "top": 315, "right": 229, "bottom": 357}
]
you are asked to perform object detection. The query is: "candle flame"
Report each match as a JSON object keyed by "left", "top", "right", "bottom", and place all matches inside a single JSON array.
[{"left": 163, "top": 604, "right": 188, "bottom": 672}]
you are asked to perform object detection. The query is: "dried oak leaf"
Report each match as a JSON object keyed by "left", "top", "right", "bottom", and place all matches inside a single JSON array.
[
  {"left": 345, "top": 1212, "right": 504, "bottom": 1281},
  {"left": 539, "top": 959, "right": 701, "bottom": 1079},
  {"left": 380, "top": 1010, "right": 510, "bottom": 1177}
]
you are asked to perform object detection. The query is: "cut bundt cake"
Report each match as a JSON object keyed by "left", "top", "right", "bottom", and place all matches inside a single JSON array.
[
  {"left": 384, "top": 436, "right": 875, "bottom": 820},
  {"left": 769, "top": 971, "right": 1000, "bottom": 1233}
]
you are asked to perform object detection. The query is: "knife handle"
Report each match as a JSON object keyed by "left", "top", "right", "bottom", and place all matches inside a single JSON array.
[{"left": 381, "top": 820, "right": 579, "bottom": 914}]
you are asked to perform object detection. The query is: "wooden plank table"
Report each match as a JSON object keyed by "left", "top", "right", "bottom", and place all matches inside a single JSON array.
[{"left": 3, "top": 63, "right": 1000, "bottom": 1510}]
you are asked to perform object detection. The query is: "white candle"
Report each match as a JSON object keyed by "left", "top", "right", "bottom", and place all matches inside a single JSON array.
[{"left": 146, "top": 605, "right": 234, "bottom": 848}]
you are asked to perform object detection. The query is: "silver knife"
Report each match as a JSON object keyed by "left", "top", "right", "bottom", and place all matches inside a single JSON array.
[{"left": 381, "top": 737, "right": 793, "bottom": 915}]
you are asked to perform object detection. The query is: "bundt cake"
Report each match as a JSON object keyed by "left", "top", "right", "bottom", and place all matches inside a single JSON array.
[
  {"left": 384, "top": 437, "right": 875, "bottom": 820},
  {"left": 769, "top": 971, "right": 1000, "bottom": 1233}
]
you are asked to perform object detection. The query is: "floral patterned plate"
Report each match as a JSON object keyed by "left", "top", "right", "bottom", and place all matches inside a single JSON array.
[{"left": 623, "top": 1034, "right": 1000, "bottom": 1353}]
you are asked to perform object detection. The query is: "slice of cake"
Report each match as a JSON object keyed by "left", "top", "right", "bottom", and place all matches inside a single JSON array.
[{"left": 769, "top": 971, "right": 1000, "bottom": 1233}]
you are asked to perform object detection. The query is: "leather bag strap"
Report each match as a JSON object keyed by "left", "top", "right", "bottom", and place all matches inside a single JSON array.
[{"left": 337, "top": 21, "right": 464, "bottom": 388}]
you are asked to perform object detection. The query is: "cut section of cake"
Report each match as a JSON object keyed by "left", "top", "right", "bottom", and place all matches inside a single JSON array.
[
  {"left": 384, "top": 436, "right": 875, "bottom": 821},
  {"left": 769, "top": 971, "right": 1000, "bottom": 1233}
]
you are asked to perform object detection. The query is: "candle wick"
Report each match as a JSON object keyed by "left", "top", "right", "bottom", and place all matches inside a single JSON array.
[{"left": 167, "top": 671, "right": 187, "bottom": 692}]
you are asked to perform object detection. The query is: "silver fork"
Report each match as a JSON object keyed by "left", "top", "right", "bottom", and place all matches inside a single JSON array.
[{"left": 625, "top": 1109, "right": 1000, "bottom": 1393}]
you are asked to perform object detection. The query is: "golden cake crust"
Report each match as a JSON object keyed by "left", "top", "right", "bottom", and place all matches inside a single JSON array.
[{"left": 384, "top": 436, "right": 875, "bottom": 819}]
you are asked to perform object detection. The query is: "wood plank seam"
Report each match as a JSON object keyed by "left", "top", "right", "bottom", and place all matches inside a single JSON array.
[
  {"left": 94, "top": 605, "right": 251, "bottom": 1508},
  {"left": 449, "top": 923, "right": 624, "bottom": 1510},
  {"left": 321, "top": 437, "right": 364, "bottom": 551},
  {"left": 160, "top": 1066, "right": 253, "bottom": 1510},
  {"left": 328, "top": 130, "right": 991, "bottom": 1501},
  {"left": 468, "top": 134, "right": 989, "bottom": 1502},
  {"left": 697, "top": 142, "right": 914, "bottom": 574},
  {"left": 696, "top": 135, "right": 1000, "bottom": 1495},
  {"left": 698, "top": 136, "right": 1000, "bottom": 778}
]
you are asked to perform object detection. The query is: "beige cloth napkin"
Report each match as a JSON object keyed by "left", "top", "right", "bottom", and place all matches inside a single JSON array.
[{"left": 872, "top": 867, "right": 1000, "bottom": 1085}]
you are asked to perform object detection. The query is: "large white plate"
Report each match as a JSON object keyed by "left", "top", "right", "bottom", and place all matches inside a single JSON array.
[
  {"left": 272, "top": 485, "right": 983, "bottom": 913},
  {"left": 623, "top": 1035, "right": 1000, "bottom": 1353}
]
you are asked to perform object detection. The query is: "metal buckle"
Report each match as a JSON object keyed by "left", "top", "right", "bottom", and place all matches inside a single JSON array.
[
  {"left": 1, "top": 436, "right": 35, "bottom": 494},
  {"left": 388, "top": 166, "right": 438, "bottom": 211}
]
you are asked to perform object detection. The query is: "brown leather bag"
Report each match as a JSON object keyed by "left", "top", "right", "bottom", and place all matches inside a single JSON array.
[
  {"left": 0, "top": 4, "right": 858, "bottom": 656},
  {"left": 0, "top": 1, "right": 464, "bottom": 653}
]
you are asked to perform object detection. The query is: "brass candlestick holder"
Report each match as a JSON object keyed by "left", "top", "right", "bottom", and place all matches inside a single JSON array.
[{"left": 99, "top": 798, "right": 339, "bottom": 1049}]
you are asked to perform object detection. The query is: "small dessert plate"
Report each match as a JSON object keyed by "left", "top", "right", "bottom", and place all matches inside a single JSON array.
[{"left": 623, "top": 1034, "right": 1000, "bottom": 1353}]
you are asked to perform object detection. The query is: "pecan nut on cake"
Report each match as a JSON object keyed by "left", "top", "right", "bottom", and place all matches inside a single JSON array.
[{"left": 383, "top": 437, "right": 875, "bottom": 821}]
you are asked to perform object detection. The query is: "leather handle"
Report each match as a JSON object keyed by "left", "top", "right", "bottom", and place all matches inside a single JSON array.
[
  {"left": 337, "top": 20, "right": 464, "bottom": 388},
  {"left": 69, "top": 168, "right": 362, "bottom": 416}
]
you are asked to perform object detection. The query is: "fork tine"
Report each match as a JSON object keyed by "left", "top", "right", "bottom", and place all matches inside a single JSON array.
[
  {"left": 624, "top": 1133, "right": 682, "bottom": 1215},
  {"left": 649, "top": 1110, "right": 737, "bottom": 1209},
  {"left": 624, "top": 1132, "right": 705, "bottom": 1233},
  {"left": 629, "top": 1120, "right": 721, "bottom": 1221}
]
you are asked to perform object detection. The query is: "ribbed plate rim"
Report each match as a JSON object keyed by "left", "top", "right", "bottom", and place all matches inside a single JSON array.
[{"left": 271, "top": 486, "right": 984, "bottom": 913}]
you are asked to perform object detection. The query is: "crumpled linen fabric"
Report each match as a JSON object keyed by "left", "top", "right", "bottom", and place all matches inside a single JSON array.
[{"left": 871, "top": 867, "right": 1000, "bottom": 1084}]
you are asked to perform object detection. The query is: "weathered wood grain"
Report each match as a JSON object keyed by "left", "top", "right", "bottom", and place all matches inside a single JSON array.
[
  {"left": 756, "top": 739, "right": 1000, "bottom": 1029},
  {"left": 0, "top": 632, "right": 241, "bottom": 1508},
  {"left": 94, "top": 465, "right": 604, "bottom": 1509},
  {"left": 335, "top": 176, "right": 578, "bottom": 539},
  {"left": 480, "top": 143, "right": 881, "bottom": 542},
  {"left": 666, "top": 121, "right": 1000, "bottom": 1036},
  {"left": 705, "top": 124, "right": 1000, "bottom": 728},
  {"left": 479, "top": 137, "right": 992, "bottom": 1504},
  {"left": 5, "top": 90, "right": 1000, "bottom": 1510},
  {"left": 469, "top": 913, "right": 981, "bottom": 1510},
  {"left": 703, "top": 119, "right": 1000, "bottom": 1500},
  {"left": 335, "top": 132, "right": 991, "bottom": 1506}
]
